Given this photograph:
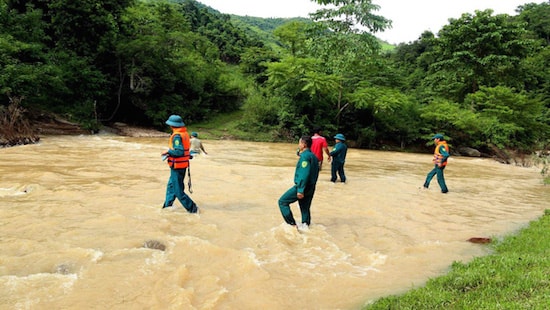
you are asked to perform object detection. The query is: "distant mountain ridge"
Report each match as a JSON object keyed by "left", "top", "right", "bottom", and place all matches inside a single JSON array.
[
  {"left": 230, "top": 15, "right": 312, "bottom": 50},
  {"left": 231, "top": 14, "right": 395, "bottom": 51},
  {"left": 195, "top": 1, "right": 395, "bottom": 51}
]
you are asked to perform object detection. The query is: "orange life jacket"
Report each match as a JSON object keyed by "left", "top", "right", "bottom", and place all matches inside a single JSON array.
[
  {"left": 433, "top": 141, "right": 449, "bottom": 166},
  {"left": 167, "top": 127, "right": 190, "bottom": 169}
]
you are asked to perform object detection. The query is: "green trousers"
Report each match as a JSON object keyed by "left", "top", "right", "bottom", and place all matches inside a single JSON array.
[
  {"left": 278, "top": 186, "right": 316, "bottom": 226},
  {"left": 423, "top": 165, "right": 449, "bottom": 193},
  {"left": 163, "top": 168, "right": 198, "bottom": 213}
]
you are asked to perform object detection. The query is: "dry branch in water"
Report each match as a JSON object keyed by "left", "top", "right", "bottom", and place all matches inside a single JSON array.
[{"left": 0, "top": 96, "right": 39, "bottom": 147}]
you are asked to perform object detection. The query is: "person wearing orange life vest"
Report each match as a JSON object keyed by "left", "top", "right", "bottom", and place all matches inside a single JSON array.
[
  {"left": 423, "top": 133, "right": 450, "bottom": 193},
  {"left": 161, "top": 115, "right": 198, "bottom": 213}
]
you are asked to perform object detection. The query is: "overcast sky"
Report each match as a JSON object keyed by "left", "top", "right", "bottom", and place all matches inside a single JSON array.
[{"left": 197, "top": 0, "right": 546, "bottom": 44}]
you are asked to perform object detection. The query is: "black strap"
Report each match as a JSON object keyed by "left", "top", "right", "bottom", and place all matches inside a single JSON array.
[{"left": 187, "top": 164, "right": 193, "bottom": 194}]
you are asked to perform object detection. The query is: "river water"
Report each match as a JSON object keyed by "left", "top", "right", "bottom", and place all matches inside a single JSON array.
[{"left": 1, "top": 134, "right": 548, "bottom": 309}]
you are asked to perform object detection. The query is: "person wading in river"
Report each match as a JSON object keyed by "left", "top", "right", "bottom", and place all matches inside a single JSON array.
[
  {"left": 311, "top": 126, "right": 330, "bottom": 170},
  {"left": 423, "top": 133, "right": 450, "bottom": 193},
  {"left": 161, "top": 115, "right": 198, "bottom": 213},
  {"left": 329, "top": 133, "right": 348, "bottom": 183},
  {"left": 278, "top": 135, "right": 319, "bottom": 230},
  {"left": 190, "top": 132, "right": 208, "bottom": 157}
]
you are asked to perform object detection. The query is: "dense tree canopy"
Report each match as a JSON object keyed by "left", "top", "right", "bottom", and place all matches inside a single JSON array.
[{"left": 1, "top": 0, "right": 549, "bottom": 156}]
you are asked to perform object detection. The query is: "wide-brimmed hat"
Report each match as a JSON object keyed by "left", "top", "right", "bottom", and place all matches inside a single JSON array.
[
  {"left": 431, "top": 133, "right": 445, "bottom": 140},
  {"left": 165, "top": 115, "right": 185, "bottom": 127},
  {"left": 334, "top": 133, "right": 346, "bottom": 141}
]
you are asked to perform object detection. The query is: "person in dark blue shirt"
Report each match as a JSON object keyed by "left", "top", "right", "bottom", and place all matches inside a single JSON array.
[{"left": 329, "top": 133, "right": 348, "bottom": 183}]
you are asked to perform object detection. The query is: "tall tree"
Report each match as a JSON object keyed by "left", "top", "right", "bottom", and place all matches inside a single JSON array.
[
  {"left": 307, "top": 0, "right": 391, "bottom": 129},
  {"left": 422, "top": 9, "right": 538, "bottom": 102},
  {"left": 516, "top": 1, "right": 550, "bottom": 45},
  {"left": 0, "top": 1, "right": 65, "bottom": 109},
  {"left": 464, "top": 86, "right": 549, "bottom": 151},
  {"left": 47, "top": 0, "right": 134, "bottom": 57},
  {"left": 310, "top": 0, "right": 391, "bottom": 34},
  {"left": 273, "top": 21, "right": 308, "bottom": 56},
  {"left": 114, "top": 0, "right": 246, "bottom": 126}
]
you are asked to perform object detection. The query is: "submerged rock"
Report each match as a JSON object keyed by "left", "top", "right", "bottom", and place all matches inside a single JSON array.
[
  {"left": 467, "top": 237, "right": 492, "bottom": 244},
  {"left": 143, "top": 240, "right": 166, "bottom": 251},
  {"left": 54, "top": 263, "right": 73, "bottom": 275}
]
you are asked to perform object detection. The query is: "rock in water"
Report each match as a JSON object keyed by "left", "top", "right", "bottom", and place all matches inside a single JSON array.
[
  {"left": 54, "top": 263, "right": 72, "bottom": 275},
  {"left": 143, "top": 240, "right": 166, "bottom": 251},
  {"left": 467, "top": 237, "right": 492, "bottom": 244}
]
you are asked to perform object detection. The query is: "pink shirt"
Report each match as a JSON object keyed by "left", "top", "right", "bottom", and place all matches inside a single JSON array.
[{"left": 311, "top": 134, "right": 328, "bottom": 162}]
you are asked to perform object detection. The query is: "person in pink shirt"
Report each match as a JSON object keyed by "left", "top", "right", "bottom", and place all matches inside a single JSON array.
[{"left": 310, "top": 126, "right": 331, "bottom": 170}]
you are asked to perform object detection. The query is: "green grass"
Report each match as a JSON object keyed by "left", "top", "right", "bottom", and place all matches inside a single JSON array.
[
  {"left": 187, "top": 109, "right": 275, "bottom": 142},
  {"left": 380, "top": 41, "right": 396, "bottom": 52},
  {"left": 364, "top": 209, "right": 550, "bottom": 309}
]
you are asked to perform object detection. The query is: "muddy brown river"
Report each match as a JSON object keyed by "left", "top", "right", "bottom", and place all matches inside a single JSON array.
[{"left": 1, "top": 135, "right": 548, "bottom": 309}]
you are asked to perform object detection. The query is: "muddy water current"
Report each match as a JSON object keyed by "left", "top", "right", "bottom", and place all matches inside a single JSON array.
[{"left": 1, "top": 135, "right": 548, "bottom": 309}]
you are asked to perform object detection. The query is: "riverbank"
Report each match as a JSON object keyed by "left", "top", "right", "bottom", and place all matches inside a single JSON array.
[
  {"left": 364, "top": 209, "right": 550, "bottom": 309},
  {"left": 1, "top": 115, "right": 167, "bottom": 147}
]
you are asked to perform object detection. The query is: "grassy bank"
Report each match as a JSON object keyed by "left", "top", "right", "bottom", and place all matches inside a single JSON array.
[
  {"left": 188, "top": 110, "right": 276, "bottom": 142},
  {"left": 364, "top": 209, "right": 550, "bottom": 309}
]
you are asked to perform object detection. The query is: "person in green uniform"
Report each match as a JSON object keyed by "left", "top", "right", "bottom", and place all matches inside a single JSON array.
[
  {"left": 278, "top": 135, "right": 319, "bottom": 229},
  {"left": 161, "top": 115, "right": 198, "bottom": 213},
  {"left": 329, "top": 133, "right": 348, "bottom": 183},
  {"left": 423, "top": 133, "right": 450, "bottom": 193}
]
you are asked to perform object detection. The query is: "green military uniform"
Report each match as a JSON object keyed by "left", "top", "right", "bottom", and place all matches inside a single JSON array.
[
  {"left": 329, "top": 139, "right": 347, "bottom": 183},
  {"left": 162, "top": 115, "right": 197, "bottom": 213},
  {"left": 163, "top": 134, "right": 197, "bottom": 212},
  {"left": 278, "top": 149, "right": 319, "bottom": 226},
  {"left": 423, "top": 134, "right": 450, "bottom": 193}
]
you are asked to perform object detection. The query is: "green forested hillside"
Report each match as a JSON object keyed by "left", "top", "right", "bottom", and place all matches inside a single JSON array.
[
  {"left": 230, "top": 15, "right": 312, "bottom": 51},
  {"left": 231, "top": 15, "right": 395, "bottom": 52},
  {"left": 1, "top": 0, "right": 549, "bottom": 163}
]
